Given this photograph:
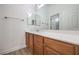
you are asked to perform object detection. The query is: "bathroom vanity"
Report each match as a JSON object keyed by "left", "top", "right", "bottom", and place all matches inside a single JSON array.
[{"left": 25, "top": 30, "right": 79, "bottom": 55}]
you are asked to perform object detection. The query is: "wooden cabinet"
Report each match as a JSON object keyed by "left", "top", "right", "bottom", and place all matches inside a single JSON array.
[
  {"left": 25, "top": 32, "right": 79, "bottom": 55},
  {"left": 33, "top": 34, "right": 44, "bottom": 55},
  {"left": 44, "top": 37, "right": 75, "bottom": 55}
]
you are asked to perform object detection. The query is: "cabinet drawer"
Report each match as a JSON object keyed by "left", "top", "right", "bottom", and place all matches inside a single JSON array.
[{"left": 44, "top": 37, "right": 75, "bottom": 55}]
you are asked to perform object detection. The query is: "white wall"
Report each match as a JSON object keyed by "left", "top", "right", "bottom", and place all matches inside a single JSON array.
[
  {"left": 0, "top": 4, "right": 27, "bottom": 54},
  {"left": 0, "top": 4, "right": 48, "bottom": 54},
  {"left": 0, "top": 5, "right": 30, "bottom": 54},
  {"left": 48, "top": 4, "right": 79, "bottom": 30},
  {"left": 0, "top": 5, "right": 6, "bottom": 53}
]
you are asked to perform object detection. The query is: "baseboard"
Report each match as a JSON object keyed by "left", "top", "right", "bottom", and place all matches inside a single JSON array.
[{"left": 0, "top": 44, "right": 26, "bottom": 55}]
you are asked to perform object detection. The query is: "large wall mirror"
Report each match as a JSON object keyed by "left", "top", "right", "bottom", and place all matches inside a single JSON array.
[{"left": 27, "top": 4, "right": 79, "bottom": 30}]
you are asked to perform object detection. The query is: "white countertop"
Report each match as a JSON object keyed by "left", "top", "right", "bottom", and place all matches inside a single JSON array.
[{"left": 25, "top": 30, "right": 79, "bottom": 45}]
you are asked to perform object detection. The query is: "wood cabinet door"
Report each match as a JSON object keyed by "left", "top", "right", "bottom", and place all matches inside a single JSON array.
[
  {"left": 44, "top": 37, "right": 75, "bottom": 55},
  {"left": 34, "top": 35, "right": 44, "bottom": 55},
  {"left": 44, "top": 46, "right": 60, "bottom": 55},
  {"left": 28, "top": 33, "right": 34, "bottom": 54}
]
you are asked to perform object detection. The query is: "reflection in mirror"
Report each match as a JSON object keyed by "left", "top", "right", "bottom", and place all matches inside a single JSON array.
[
  {"left": 27, "top": 4, "right": 79, "bottom": 30},
  {"left": 50, "top": 14, "right": 59, "bottom": 30},
  {"left": 27, "top": 14, "right": 41, "bottom": 26},
  {"left": 27, "top": 4, "right": 41, "bottom": 26},
  {"left": 48, "top": 4, "right": 79, "bottom": 30},
  {"left": 27, "top": 13, "right": 35, "bottom": 25},
  {"left": 32, "top": 19, "right": 36, "bottom": 25},
  {"left": 35, "top": 14, "right": 41, "bottom": 26}
]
